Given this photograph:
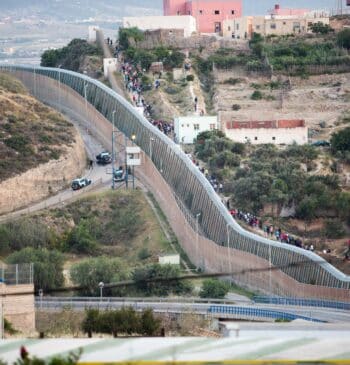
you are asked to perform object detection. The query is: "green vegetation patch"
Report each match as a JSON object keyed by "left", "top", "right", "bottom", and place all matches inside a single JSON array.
[
  {"left": 194, "top": 132, "right": 350, "bottom": 228},
  {"left": 41, "top": 38, "right": 102, "bottom": 71}
]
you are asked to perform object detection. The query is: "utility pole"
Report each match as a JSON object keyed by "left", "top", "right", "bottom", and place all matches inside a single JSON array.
[
  {"left": 112, "top": 110, "right": 116, "bottom": 190},
  {"left": 195, "top": 213, "right": 201, "bottom": 270}
]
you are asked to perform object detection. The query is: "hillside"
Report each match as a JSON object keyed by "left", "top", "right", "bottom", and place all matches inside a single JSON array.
[
  {"left": 1, "top": 190, "right": 177, "bottom": 292},
  {"left": 0, "top": 72, "right": 87, "bottom": 214},
  {"left": 0, "top": 73, "right": 77, "bottom": 181}
]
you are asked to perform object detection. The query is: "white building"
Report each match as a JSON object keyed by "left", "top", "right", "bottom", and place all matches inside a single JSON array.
[
  {"left": 175, "top": 116, "right": 218, "bottom": 144},
  {"left": 122, "top": 15, "right": 197, "bottom": 38},
  {"left": 222, "top": 119, "right": 308, "bottom": 145},
  {"left": 159, "top": 254, "right": 181, "bottom": 265}
]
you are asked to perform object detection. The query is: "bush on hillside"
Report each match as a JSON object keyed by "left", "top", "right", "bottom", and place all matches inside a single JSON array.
[
  {"left": 337, "top": 29, "right": 350, "bottom": 49},
  {"left": 199, "top": 279, "right": 230, "bottom": 299},
  {"left": 41, "top": 39, "right": 101, "bottom": 71},
  {"left": 6, "top": 248, "right": 64, "bottom": 291},
  {"left": 132, "top": 264, "right": 192, "bottom": 296},
  {"left": 70, "top": 256, "right": 129, "bottom": 296}
]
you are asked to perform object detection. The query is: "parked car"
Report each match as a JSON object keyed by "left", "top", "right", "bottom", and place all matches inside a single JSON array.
[
  {"left": 71, "top": 178, "right": 92, "bottom": 190},
  {"left": 312, "top": 140, "right": 330, "bottom": 147},
  {"left": 114, "top": 167, "right": 125, "bottom": 182},
  {"left": 96, "top": 152, "right": 112, "bottom": 165}
]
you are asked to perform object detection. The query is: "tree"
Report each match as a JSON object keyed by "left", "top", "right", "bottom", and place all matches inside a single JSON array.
[
  {"left": 81, "top": 308, "right": 100, "bottom": 338},
  {"left": 331, "top": 127, "right": 350, "bottom": 153},
  {"left": 199, "top": 279, "right": 230, "bottom": 299},
  {"left": 70, "top": 257, "right": 128, "bottom": 296},
  {"left": 65, "top": 220, "right": 98, "bottom": 255},
  {"left": 132, "top": 264, "right": 192, "bottom": 296},
  {"left": 0, "top": 226, "right": 10, "bottom": 256},
  {"left": 309, "top": 22, "right": 334, "bottom": 34},
  {"left": 6, "top": 248, "right": 64, "bottom": 291},
  {"left": 118, "top": 27, "right": 144, "bottom": 49},
  {"left": 337, "top": 29, "right": 350, "bottom": 49},
  {"left": 139, "top": 308, "right": 161, "bottom": 336}
]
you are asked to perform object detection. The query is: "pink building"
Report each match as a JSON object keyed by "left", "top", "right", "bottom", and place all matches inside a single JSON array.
[
  {"left": 163, "top": 0, "right": 242, "bottom": 34},
  {"left": 270, "top": 4, "right": 310, "bottom": 17}
]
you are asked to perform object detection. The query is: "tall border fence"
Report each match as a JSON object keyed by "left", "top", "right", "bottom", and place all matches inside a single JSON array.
[
  {"left": 0, "top": 64, "right": 349, "bottom": 300},
  {"left": 0, "top": 263, "right": 34, "bottom": 286}
]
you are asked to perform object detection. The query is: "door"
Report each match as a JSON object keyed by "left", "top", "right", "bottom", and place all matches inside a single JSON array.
[{"left": 215, "top": 22, "right": 221, "bottom": 33}]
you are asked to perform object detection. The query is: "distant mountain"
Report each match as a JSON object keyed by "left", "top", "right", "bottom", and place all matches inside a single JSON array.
[
  {"left": 0, "top": 0, "right": 163, "bottom": 19},
  {"left": 0, "top": 0, "right": 340, "bottom": 17}
]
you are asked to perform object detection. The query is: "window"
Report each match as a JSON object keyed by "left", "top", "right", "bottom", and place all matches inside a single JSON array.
[
  {"left": 254, "top": 137, "right": 258, "bottom": 141},
  {"left": 283, "top": 21, "right": 286, "bottom": 25},
  {"left": 187, "top": 124, "right": 190, "bottom": 127},
  {"left": 272, "top": 137, "right": 276, "bottom": 141},
  {"left": 236, "top": 23, "right": 239, "bottom": 30},
  {"left": 215, "top": 10, "right": 220, "bottom": 15},
  {"left": 181, "top": 124, "right": 184, "bottom": 128},
  {"left": 199, "top": 10, "right": 203, "bottom": 15},
  {"left": 194, "top": 124, "right": 200, "bottom": 130},
  {"left": 256, "top": 25, "right": 260, "bottom": 30},
  {"left": 231, "top": 10, "right": 235, "bottom": 15},
  {"left": 270, "top": 23, "right": 276, "bottom": 29},
  {"left": 228, "top": 26, "right": 231, "bottom": 31},
  {"left": 210, "top": 124, "right": 216, "bottom": 130}
]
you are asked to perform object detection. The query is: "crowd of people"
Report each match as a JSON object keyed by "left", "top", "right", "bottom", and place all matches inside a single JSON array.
[
  {"left": 119, "top": 59, "right": 174, "bottom": 140},
  {"left": 226, "top": 208, "right": 316, "bottom": 251}
]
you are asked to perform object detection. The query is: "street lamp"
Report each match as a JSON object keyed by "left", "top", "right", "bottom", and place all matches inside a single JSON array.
[
  {"left": 84, "top": 83, "right": 89, "bottom": 119},
  {"left": 195, "top": 213, "right": 201, "bottom": 271},
  {"left": 112, "top": 110, "right": 116, "bottom": 190},
  {"left": 131, "top": 134, "right": 136, "bottom": 190},
  {"left": 98, "top": 282, "right": 104, "bottom": 302},
  {"left": 150, "top": 137, "right": 155, "bottom": 162},
  {"left": 269, "top": 243, "right": 272, "bottom": 295},
  {"left": 226, "top": 223, "right": 233, "bottom": 282}
]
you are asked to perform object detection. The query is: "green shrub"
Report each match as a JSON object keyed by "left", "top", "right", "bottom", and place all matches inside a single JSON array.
[
  {"left": 323, "top": 219, "right": 345, "bottom": 239},
  {"left": 331, "top": 127, "right": 350, "bottom": 153},
  {"left": 232, "top": 104, "right": 241, "bottom": 111},
  {"left": 337, "top": 29, "right": 350, "bottom": 49},
  {"left": 65, "top": 220, "right": 99, "bottom": 255},
  {"left": 70, "top": 256, "right": 128, "bottom": 296},
  {"left": 132, "top": 264, "right": 192, "bottom": 296},
  {"left": 41, "top": 39, "right": 101, "bottom": 71},
  {"left": 224, "top": 78, "right": 243, "bottom": 85},
  {"left": 199, "top": 279, "right": 230, "bottom": 299},
  {"left": 4, "top": 135, "right": 30, "bottom": 152},
  {"left": 186, "top": 74, "right": 194, "bottom": 82},
  {"left": 251, "top": 90, "right": 263, "bottom": 100},
  {"left": 138, "top": 247, "right": 152, "bottom": 260}
]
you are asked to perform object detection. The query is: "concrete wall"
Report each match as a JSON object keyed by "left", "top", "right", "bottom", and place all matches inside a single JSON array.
[
  {"left": 1, "top": 283, "right": 35, "bottom": 334},
  {"left": 123, "top": 16, "right": 197, "bottom": 37},
  {"left": 175, "top": 116, "right": 218, "bottom": 144}
]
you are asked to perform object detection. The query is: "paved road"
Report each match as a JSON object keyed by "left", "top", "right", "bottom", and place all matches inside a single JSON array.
[
  {"left": 0, "top": 118, "right": 116, "bottom": 223},
  {"left": 36, "top": 297, "right": 350, "bottom": 323}
]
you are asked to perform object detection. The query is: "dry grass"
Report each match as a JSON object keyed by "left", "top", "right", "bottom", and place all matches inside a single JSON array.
[{"left": 0, "top": 72, "right": 75, "bottom": 182}]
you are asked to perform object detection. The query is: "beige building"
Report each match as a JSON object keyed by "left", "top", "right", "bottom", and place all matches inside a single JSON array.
[
  {"left": 223, "top": 12, "right": 330, "bottom": 39},
  {"left": 122, "top": 15, "right": 197, "bottom": 38}
]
